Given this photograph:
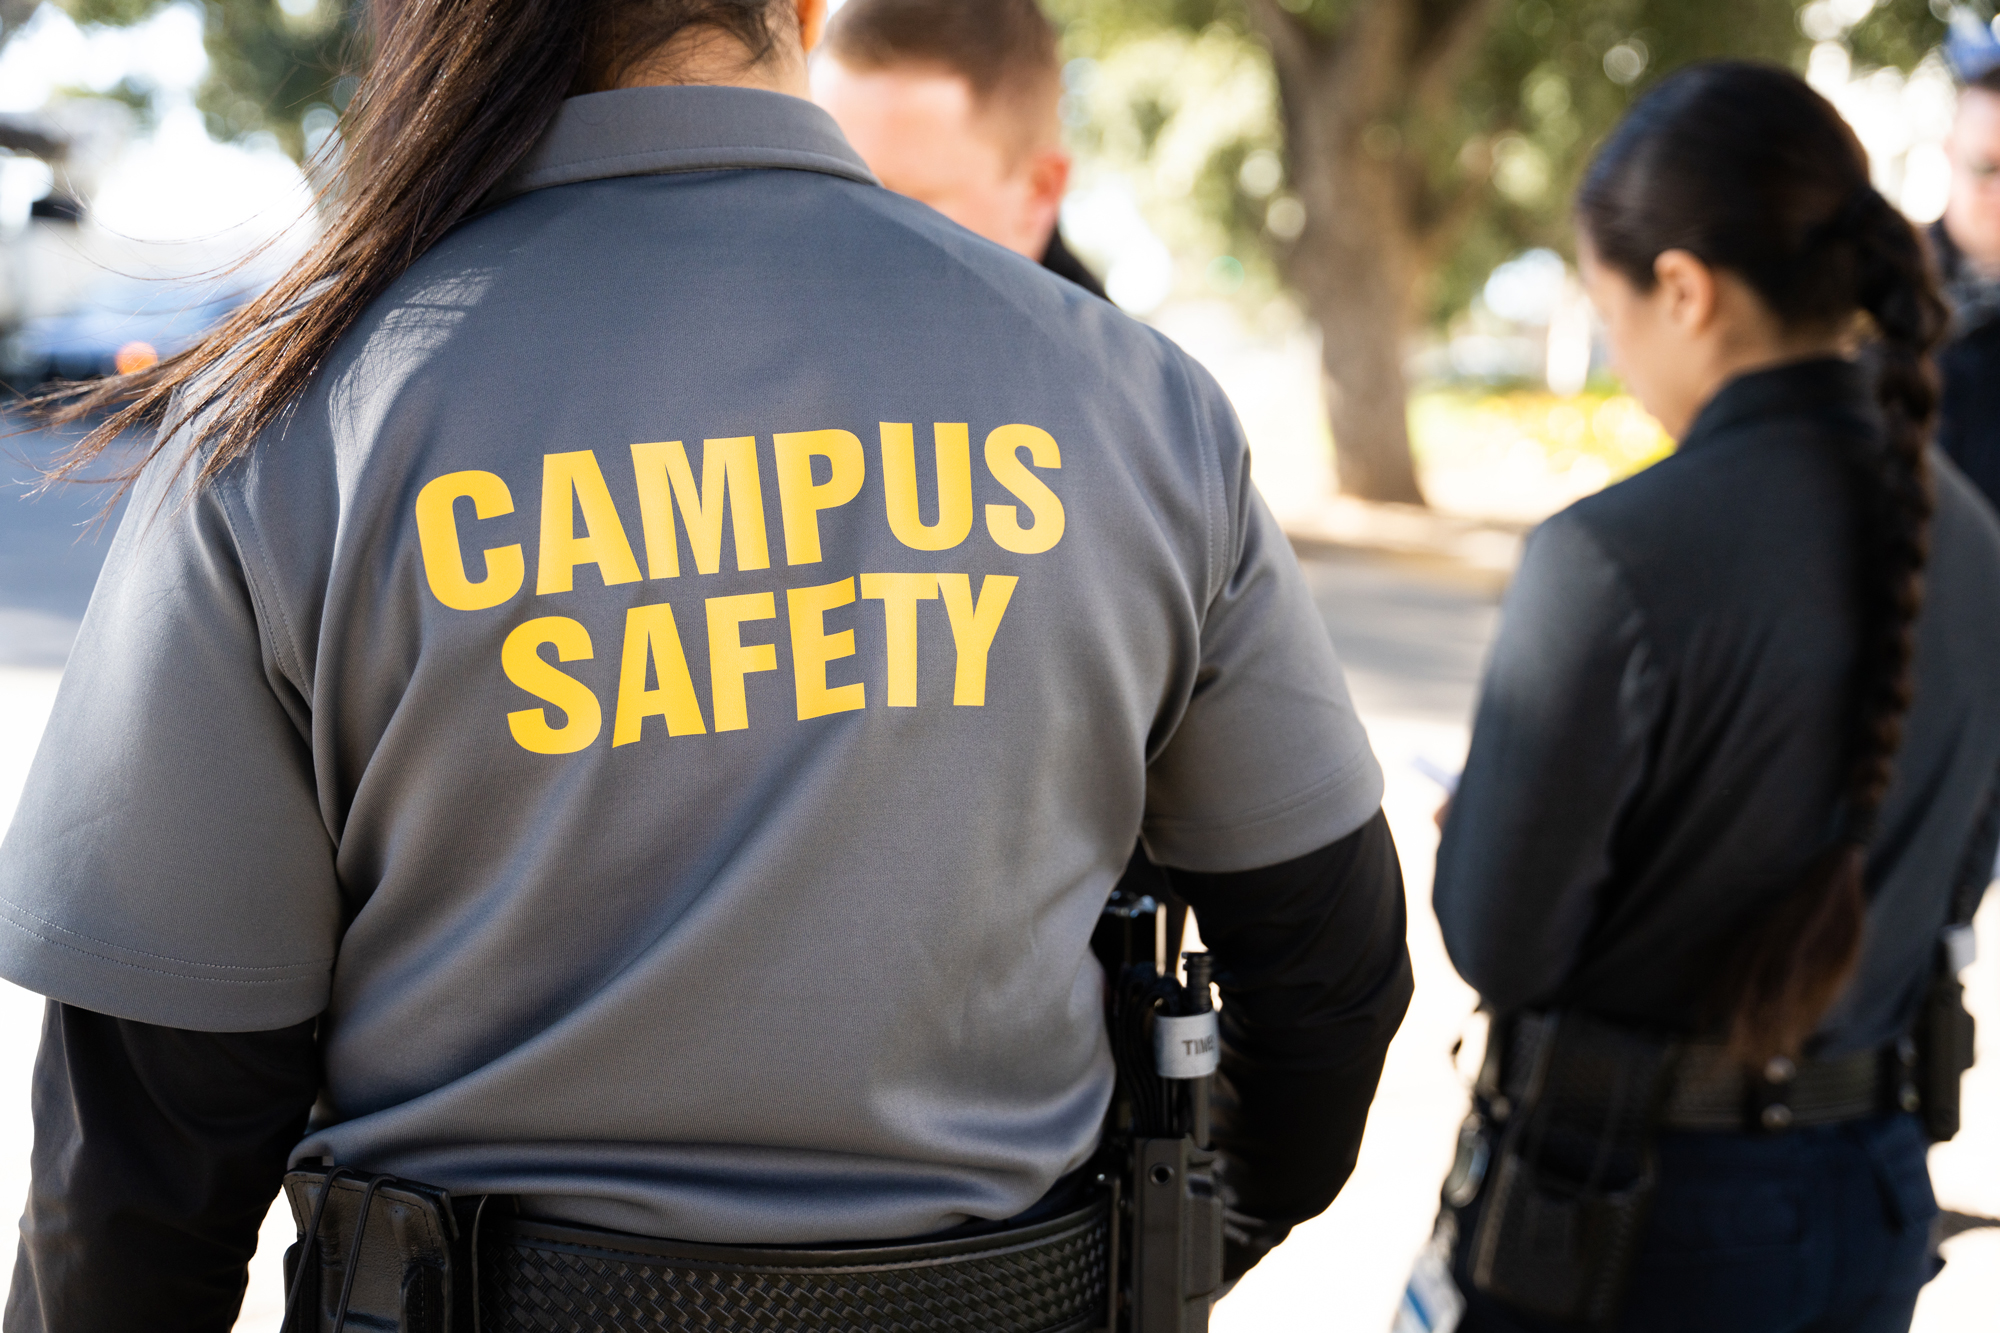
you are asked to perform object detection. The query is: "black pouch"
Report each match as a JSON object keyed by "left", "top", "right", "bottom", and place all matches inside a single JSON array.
[
  {"left": 1467, "top": 1013, "right": 1674, "bottom": 1329},
  {"left": 281, "top": 1168, "right": 459, "bottom": 1333},
  {"left": 1916, "top": 952, "right": 1976, "bottom": 1143},
  {"left": 1920, "top": 786, "right": 1995, "bottom": 1144}
]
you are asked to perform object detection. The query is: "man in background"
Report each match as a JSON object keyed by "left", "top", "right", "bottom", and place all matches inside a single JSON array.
[
  {"left": 1936, "top": 11, "right": 2000, "bottom": 510},
  {"left": 812, "top": 0, "right": 1106, "bottom": 298}
]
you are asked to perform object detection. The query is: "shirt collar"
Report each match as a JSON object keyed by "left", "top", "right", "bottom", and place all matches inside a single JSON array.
[
  {"left": 1930, "top": 219, "right": 2000, "bottom": 338},
  {"left": 488, "top": 84, "right": 878, "bottom": 206},
  {"left": 1679, "top": 356, "right": 1875, "bottom": 452}
]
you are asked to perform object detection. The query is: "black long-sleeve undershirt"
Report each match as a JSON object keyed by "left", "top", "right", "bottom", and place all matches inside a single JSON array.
[
  {"left": 1162, "top": 810, "right": 1413, "bottom": 1280},
  {"left": 4, "top": 1003, "right": 320, "bottom": 1332},
  {"left": 6, "top": 813, "right": 1409, "bottom": 1327}
]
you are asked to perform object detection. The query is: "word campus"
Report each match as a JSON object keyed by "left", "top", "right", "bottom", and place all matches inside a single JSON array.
[{"left": 414, "top": 423, "right": 1066, "bottom": 754}]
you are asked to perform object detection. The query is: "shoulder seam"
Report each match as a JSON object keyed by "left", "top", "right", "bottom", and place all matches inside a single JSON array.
[
  {"left": 1542, "top": 509, "right": 1654, "bottom": 638},
  {"left": 213, "top": 471, "right": 309, "bottom": 696},
  {"left": 1537, "top": 511, "right": 1671, "bottom": 730},
  {"left": 1166, "top": 350, "right": 1224, "bottom": 604}
]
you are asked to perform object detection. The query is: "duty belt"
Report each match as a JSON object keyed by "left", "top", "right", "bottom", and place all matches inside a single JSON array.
[
  {"left": 281, "top": 1168, "right": 1113, "bottom": 1333},
  {"left": 1659, "top": 1038, "right": 1917, "bottom": 1132},
  {"left": 475, "top": 1206, "right": 1112, "bottom": 1333}
]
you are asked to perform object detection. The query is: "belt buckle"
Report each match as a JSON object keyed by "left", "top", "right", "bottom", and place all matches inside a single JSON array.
[{"left": 1886, "top": 1035, "right": 1921, "bottom": 1115}]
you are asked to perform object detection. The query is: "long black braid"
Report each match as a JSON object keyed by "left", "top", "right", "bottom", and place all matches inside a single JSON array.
[{"left": 1578, "top": 62, "right": 1950, "bottom": 1062}]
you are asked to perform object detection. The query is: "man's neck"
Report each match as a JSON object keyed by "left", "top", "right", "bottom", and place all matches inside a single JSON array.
[
  {"left": 617, "top": 31, "right": 810, "bottom": 98},
  {"left": 1943, "top": 205, "right": 2000, "bottom": 281}
]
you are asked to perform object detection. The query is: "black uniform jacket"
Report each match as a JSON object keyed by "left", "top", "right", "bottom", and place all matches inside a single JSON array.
[
  {"left": 1932, "top": 221, "right": 2000, "bottom": 515},
  {"left": 1436, "top": 358, "right": 2000, "bottom": 1054}
]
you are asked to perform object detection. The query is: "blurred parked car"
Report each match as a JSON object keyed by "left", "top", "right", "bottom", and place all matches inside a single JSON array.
[{"left": 1, "top": 275, "right": 257, "bottom": 392}]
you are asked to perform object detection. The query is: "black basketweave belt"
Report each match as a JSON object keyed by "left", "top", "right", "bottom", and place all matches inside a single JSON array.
[
  {"left": 1659, "top": 1038, "right": 1916, "bottom": 1132},
  {"left": 282, "top": 1166, "right": 1112, "bottom": 1333},
  {"left": 474, "top": 1205, "right": 1113, "bottom": 1333}
]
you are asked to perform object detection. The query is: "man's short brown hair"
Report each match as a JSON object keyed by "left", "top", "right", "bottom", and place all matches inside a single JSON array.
[{"left": 823, "top": 0, "right": 1063, "bottom": 153}]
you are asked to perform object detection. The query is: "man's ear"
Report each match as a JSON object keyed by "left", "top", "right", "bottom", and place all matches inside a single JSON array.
[
  {"left": 1026, "top": 149, "right": 1070, "bottom": 212},
  {"left": 1653, "top": 248, "right": 1718, "bottom": 333},
  {"left": 1019, "top": 148, "right": 1070, "bottom": 255},
  {"left": 796, "top": 0, "right": 828, "bottom": 54}
]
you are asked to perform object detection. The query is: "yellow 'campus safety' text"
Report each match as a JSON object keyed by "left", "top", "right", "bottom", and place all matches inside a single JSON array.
[{"left": 413, "top": 423, "right": 1061, "bottom": 753}]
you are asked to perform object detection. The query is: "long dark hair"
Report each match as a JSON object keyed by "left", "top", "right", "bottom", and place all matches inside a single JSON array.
[
  {"left": 31, "top": 0, "right": 786, "bottom": 495},
  {"left": 1578, "top": 62, "right": 1949, "bottom": 1064}
]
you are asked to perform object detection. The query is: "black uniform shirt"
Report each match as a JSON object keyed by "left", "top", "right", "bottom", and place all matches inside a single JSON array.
[
  {"left": 1931, "top": 221, "right": 2000, "bottom": 514},
  {"left": 1436, "top": 358, "right": 2000, "bottom": 1054}
]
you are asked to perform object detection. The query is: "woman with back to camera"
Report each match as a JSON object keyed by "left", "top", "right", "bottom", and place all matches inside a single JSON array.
[
  {"left": 1426, "top": 63, "right": 2000, "bottom": 1333},
  {"left": 0, "top": 0, "right": 1414, "bottom": 1326}
]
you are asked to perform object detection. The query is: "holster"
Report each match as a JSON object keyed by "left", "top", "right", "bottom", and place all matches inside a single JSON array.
[
  {"left": 1464, "top": 1012, "right": 1674, "bottom": 1329},
  {"left": 1093, "top": 872, "right": 1225, "bottom": 1333},
  {"left": 281, "top": 1169, "right": 460, "bottom": 1333},
  {"left": 1921, "top": 784, "right": 1996, "bottom": 1143},
  {"left": 1123, "top": 1132, "right": 1222, "bottom": 1331},
  {"left": 1916, "top": 942, "right": 1977, "bottom": 1142}
]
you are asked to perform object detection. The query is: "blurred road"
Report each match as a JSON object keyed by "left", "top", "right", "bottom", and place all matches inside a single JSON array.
[
  {"left": 0, "top": 414, "right": 1991, "bottom": 1329},
  {"left": 0, "top": 420, "right": 130, "bottom": 670}
]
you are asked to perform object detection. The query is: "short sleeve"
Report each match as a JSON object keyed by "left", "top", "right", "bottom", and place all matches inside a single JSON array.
[
  {"left": 0, "top": 456, "right": 339, "bottom": 1032},
  {"left": 1141, "top": 386, "right": 1383, "bottom": 873}
]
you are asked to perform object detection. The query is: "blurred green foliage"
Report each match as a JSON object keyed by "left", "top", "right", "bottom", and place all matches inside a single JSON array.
[
  {"left": 1847, "top": 0, "right": 1951, "bottom": 70},
  {"left": 44, "top": 0, "right": 1955, "bottom": 328},
  {"left": 60, "top": 0, "right": 361, "bottom": 159},
  {"left": 55, "top": 75, "right": 161, "bottom": 130},
  {"left": 1052, "top": 0, "right": 1949, "bottom": 326},
  {"left": 1055, "top": 18, "right": 1286, "bottom": 301},
  {"left": 1435, "top": 0, "right": 1802, "bottom": 321}
]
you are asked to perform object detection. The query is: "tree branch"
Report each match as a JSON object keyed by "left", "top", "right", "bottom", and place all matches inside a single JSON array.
[
  {"left": 1242, "top": 0, "right": 1321, "bottom": 77},
  {"left": 0, "top": 113, "right": 68, "bottom": 161},
  {"left": 1410, "top": 167, "right": 1491, "bottom": 264},
  {"left": 1409, "top": 0, "right": 1503, "bottom": 109}
]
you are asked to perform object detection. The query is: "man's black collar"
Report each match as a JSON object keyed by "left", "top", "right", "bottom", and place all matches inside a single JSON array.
[{"left": 1040, "top": 231, "right": 1107, "bottom": 301}]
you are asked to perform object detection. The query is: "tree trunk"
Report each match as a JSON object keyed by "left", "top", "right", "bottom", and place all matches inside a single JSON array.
[
  {"left": 1247, "top": 0, "right": 1498, "bottom": 507},
  {"left": 1292, "top": 135, "right": 1425, "bottom": 504}
]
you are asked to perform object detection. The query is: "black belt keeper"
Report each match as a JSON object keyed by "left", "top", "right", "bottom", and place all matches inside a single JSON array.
[{"left": 282, "top": 1166, "right": 1112, "bottom": 1333}]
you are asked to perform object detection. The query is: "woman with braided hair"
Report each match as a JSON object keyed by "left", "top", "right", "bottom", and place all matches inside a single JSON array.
[{"left": 1428, "top": 63, "right": 2000, "bottom": 1332}]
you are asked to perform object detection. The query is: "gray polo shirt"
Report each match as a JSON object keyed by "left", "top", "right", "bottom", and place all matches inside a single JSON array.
[{"left": 0, "top": 86, "right": 1381, "bottom": 1243}]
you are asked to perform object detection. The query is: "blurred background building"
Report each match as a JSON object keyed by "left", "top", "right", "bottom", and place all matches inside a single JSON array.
[{"left": 0, "top": 1, "right": 315, "bottom": 384}]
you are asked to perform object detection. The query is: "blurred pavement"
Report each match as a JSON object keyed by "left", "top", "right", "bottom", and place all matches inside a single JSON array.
[{"left": 0, "top": 414, "right": 1992, "bottom": 1328}]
